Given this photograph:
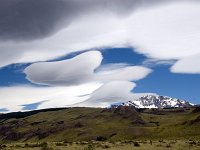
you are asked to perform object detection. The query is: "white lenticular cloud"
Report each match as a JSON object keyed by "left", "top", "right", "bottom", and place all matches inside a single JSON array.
[
  {"left": 24, "top": 51, "right": 152, "bottom": 86},
  {"left": 71, "top": 81, "right": 136, "bottom": 107},
  {"left": 21, "top": 49, "right": 152, "bottom": 111},
  {"left": 71, "top": 81, "right": 158, "bottom": 107},
  {"left": 24, "top": 51, "right": 103, "bottom": 86},
  {"left": 0, "top": 83, "right": 102, "bottom": 112},
  {"left": 170, "top": 54, "right": 200, "bottom": 74},
  {"left": 95, "top": 66, "right": 152, "bottom": 83},
  {"left": 20, "top": 50, "right": 153, "bottom": 111},
  {"left": 0, "top": 81, "right": 155, "bottom": 112}
]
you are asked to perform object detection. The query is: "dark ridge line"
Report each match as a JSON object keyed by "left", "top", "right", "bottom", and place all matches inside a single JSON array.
[
  {"left": 0, "top": 107, "right": 68, "bottom": 120},
  {"left": 0, "top": 105, "right": 199, "bottom": 120}
]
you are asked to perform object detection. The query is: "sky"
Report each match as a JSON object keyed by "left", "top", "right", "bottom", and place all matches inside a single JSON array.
[{"left": 0, "top": 0, "right": 199, "bottom": 112}]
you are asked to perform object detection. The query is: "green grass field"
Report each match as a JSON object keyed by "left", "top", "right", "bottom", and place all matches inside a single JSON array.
[{"left": 0, "top": 106, "right": 200, "bottom": 149}]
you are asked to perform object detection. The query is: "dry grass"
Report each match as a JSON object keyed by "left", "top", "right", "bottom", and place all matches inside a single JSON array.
[
  {"left": 1, "top": 140, "right": 200, "bottom": 150},
  {"left": 0, "top": 107, "right": 200, "bottom": 149}
]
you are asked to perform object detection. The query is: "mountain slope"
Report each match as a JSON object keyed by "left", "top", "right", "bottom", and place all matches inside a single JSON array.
[
  {"left": 0, "top": 107, "right": 146, "bottom": 143},
  {"left": 0, "top": 106, "right": 200, "bottom": 144}
]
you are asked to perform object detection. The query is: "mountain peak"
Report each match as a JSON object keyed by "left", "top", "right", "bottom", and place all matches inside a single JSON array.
[{"left": 118, "top": 95, "right": 194, "bottom": 109}]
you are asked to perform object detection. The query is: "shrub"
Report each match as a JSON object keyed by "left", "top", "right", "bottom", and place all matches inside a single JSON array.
[
  {"left": 74, "top": 122, "right": 84, "bottom": 128},
  {"left": 40, "top": 143, "right": 53, "bottom": 150},
  {"left": 159, "top": 139, "right": 165, "bottom": 143},
  {"left": 165, "top": 143, "right": 171, "bottom": 148},
  {"left": 96, "top": 136, "right": 107, "bottom": 141},
  {"left": 0, "top": 144, "right": 7, "bottom": 149},
  {"left": 55, "top": 142, "right": 67, "bottom": 146},
  {"left": 25, "top": 142, "right": 48, "bottom": 148},
  {"left": 133, "top": 142, "right": 140, "bottom": 147},
  {"left": 41, "top": 146, "right": 53, "bottom": 150},
  {"left": 188, "top": 140, "right": 196, "bottom": 145},
  {"left": 103, "top": 145, "right": 110, "bottom": 149},
  {"left": 84, "top": 144, "right": 95, "bottom": 150}
]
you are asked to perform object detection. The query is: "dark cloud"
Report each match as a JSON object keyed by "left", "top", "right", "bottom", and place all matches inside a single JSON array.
[
  {"left": 0, "top": 0, "right": 195, "bottom": 41},
  {"left": 0, "top": 0, "right": 73, "bottom": 41}
]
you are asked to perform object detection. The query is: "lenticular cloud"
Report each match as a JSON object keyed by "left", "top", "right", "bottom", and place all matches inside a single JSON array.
[{"left": 24, "top": 51, "right": 152, "bottom": 86}]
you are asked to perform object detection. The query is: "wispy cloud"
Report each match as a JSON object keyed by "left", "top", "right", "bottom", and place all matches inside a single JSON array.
[{"left": 142, "top": 59, "right": 176, "bottom": 67}]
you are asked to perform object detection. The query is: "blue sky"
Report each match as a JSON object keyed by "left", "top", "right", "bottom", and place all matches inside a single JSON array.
[
  {"left": 102, "top": 48, "right": 200, "bottom": 104},
  {"left": 0, "top": 0, "right": 200, "bottom": 112},
  {"left": 0, "top": 48, "right": 199, "bottom": 108}
]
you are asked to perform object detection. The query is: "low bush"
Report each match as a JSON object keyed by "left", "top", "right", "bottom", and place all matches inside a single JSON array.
[
  {"left": 133, "top": 142, "right": 140, "bottom": 147},
  {"left": 96, "top": 136, "right": 107, "bottom": 141},
  {"left": 25, "top": 142, "right": 48, "bottom": 148},
  {"left": 165, "top": 143, "right": 171, "bottom": 148},
  {"left": 84, "top": 144, "right": 95, "bottom": 150}
]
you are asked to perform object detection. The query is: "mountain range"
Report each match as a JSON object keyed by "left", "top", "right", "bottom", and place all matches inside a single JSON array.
[{"left": 112, "top": 95, "right": 194, "bottom": 108}]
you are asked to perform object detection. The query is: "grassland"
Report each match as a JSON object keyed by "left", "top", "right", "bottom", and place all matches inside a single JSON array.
[
  {"left": 0, "top": 106, "right": 200, "bottom": 149},
  {"left": 1, "top": 140, "right": 200, "bottom": 150}
]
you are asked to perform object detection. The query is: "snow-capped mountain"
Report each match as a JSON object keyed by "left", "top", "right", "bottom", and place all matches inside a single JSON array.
[{"left": 120, "top": 95, "right": 194, "bottom": 108}]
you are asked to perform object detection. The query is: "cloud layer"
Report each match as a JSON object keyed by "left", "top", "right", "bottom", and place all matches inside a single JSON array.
[
  {"left": 0, "top": 81, "right": 156, "bottom": 112},
  {"left": 24, "top": 51, "right": 103, "bottom": 86},
  {"left": 0, "top": 0, "right": 200, "bottom": 112},
  {"left": 24, "top": 51, "right": 152, "bottom": 86},
  {"left": 1, "top": 50, "right": 152, "bottom": 112},
  {"left": 171, "top": 54, "right": 200, "bottom": 74},
  {"left": 127, "top": 2, "right": 200, "bottom": 60},
  {"left": 0, "top": 83, "right": 102, "bottom": 112},
  {"left": 0, "top": 0, "right": 199, "bottom": 75},
  {"left": 125, "top": 2, "right": 200, "bottom": 74},
  {"left": 71, "top": 81, "right": 136, "bottom": 107},
  {"left": 0, "top": 0, "right": 177, "bottom": 41}
]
